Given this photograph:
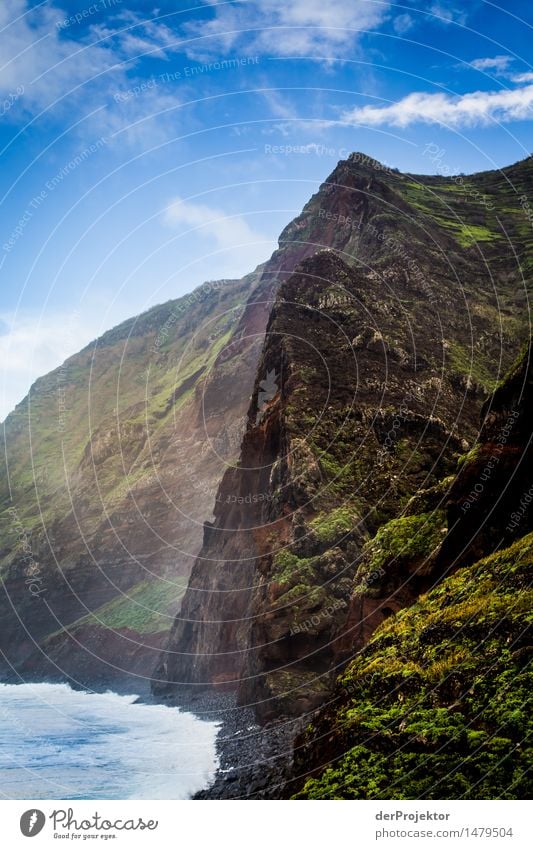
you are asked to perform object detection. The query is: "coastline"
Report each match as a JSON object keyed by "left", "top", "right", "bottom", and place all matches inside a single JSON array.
[
  {"left": 158, "top": 686, "right": 306, "bottom": 799},
  {"left": 0, "top": 679, "right": 222, "bottom": 800},
  {"left": 0, "top": 676, "right": 303, "bottom": 799}
]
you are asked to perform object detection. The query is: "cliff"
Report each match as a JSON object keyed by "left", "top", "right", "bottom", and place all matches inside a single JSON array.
[
  {"left": 156, "top": 155, "right": 533, "bottom": 722},
  {"left": 0, "top": 151, "right": 419, "bottom": 685},
  {"left": 293, "top": 339, "right": 533, "bottom": 799},
  {"left": 1, "top": 153, "right": 531, "bottom": 698}
]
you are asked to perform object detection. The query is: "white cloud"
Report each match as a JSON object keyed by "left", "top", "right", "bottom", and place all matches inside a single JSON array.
[
  {"left": 260, "top": 89, "right": 297, "bottom": 120},
  {"left": 0, "top": 0, "right": 183, "bottom": 141},
  {"left": 0, "top": 1, "right": 115, "bottom": 110},
  {"left": 89, "top": 11, "right": 179, "bottom": 61},
  {"left": 428, "top": 3, "right": 467, "bottom": 25},
  {"left": 342, "top": 84, "right": 533, "bottom": 128},
  {"left": 185, "top": 0, "right": 390, "bottom": 58},
  {"left": 470, "top": 55, "right": 513, "bottom": 74},
  {"left": 164, "top": 196, "right": 256, "bottom": 245},
  {"left": 511, "top": 72, "right": 533, "bottom": 83},
  {"left": 0, "top": 310, "right": 97, "bottom": 421},
  {"left": 393, "top": 14, "right": 414, "bottom": 35},
  {"left": 163, "top": 196, "right": 276, "bottom": 278}
]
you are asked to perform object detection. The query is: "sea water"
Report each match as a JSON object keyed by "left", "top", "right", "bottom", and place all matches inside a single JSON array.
[{"left": 0, "top": 682, "right": 220, "bottom": 799}]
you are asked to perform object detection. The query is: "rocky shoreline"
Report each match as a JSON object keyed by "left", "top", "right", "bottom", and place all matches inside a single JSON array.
[
  {"left": 160, "top": 686, "right": 306, "bottom": 799},
  {"left": 0, "top": 675, "right": 304, "bottom": 799}
]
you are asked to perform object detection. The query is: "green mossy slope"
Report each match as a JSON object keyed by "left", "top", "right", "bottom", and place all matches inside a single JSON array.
[{"left": 295, "top": 532, "right": 533, "bottom": 799}]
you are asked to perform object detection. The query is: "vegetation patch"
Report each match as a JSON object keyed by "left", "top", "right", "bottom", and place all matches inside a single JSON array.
[
  {"left": 295, "top": 533, "right": 533, "bottom": 799},
  {"left": 72, "top": 577, "right": 187, "bottom": 635},
  {"left": 310, "top": 506, "right": 358, "bottom": 545},
  {"left": 357, "top": 510, "right": 446, "bottom": 584}
]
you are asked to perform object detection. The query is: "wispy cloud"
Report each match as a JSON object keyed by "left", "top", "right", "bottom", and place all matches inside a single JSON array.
[
  {"left": 185, "top": 0, "right": 391, "bottom": 59},
  {"left": 511, "top": 72, "right": 533, "bottom": 84},
  {"left": 0, "top": 1, "right": 116, "bottom": 110},
  {"left": 342, "top": 83, "right": 533, "bottom": 128},
  {"left": 393, "top": 14, "right": 415, "bottom": 35},
  {"left": 260, "top": 89, "right": 297, "bottom": 120},
  {"left": 428, "top": 2, "right": 468, "bottom": 26},
  {"left": 469, "top": 55, "right": 513, "bottom": 74},
  {"left": 163, "top": 196, "right": 276, "bottom": 277},
  {"left": 0, "top": 310, "right": 97, "bottom": 421},
  {"left": 0, "top": 0, "right": 183, "bottom": 141},
  {"left": 89, "top": 10, "right": 180, "bottom": 61}
]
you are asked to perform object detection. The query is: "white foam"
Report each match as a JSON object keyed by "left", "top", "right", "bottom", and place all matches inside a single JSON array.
[{"left": 0, "top": 682, "right": 220, "bottom": 799}]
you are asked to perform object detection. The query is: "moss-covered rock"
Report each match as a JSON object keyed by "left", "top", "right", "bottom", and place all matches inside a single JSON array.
[
  {"left": 355, "top": 510, "right": 447, "bottom": 590},
  {"left": 290, "top": 336, "right": 533, "bottom": 799},
  {"left": 294, "top": 532, "right": 533, "bottom": 799}
]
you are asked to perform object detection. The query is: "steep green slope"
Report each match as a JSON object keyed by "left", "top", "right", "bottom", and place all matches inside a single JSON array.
[
  {"left": 1, "top": 279, "right": 248, "bottom": 534},
  {"left": 0, "top": 275, "right": 260, "bottom": 683},
  {"left": 293, "top": 340, "right": 533, "bottom": 799},
  {"left": 294, "top": 534, "right": 532, "bottom": 799}
]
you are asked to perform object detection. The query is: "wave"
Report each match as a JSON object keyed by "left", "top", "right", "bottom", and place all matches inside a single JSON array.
[{"left": 0, "top": 682, "right": 220, "bottom": 799}]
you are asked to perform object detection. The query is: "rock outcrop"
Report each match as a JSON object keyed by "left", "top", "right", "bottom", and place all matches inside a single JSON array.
[
  {"left": 293, "top": 340, "right": 533, "bottom": 799},
  {"left": 1, "top": 153, "right": 531, "bottom": 699},
  {"left": 156, "top": 148, "right": 533, "bottom": 722}
]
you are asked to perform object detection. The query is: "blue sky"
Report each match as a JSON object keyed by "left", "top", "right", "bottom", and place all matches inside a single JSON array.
[{"left": 0, "top": 0, "right": 531, "bottom": 419}]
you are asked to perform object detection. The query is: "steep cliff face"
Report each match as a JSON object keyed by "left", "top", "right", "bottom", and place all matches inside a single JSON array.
[
  {"left": 292, "top": 340, "right": 533, "bottom": 799},
  {"left": 157, "top": 243, "right": 460, "bottom": 707},
  {"left": 157, "top": 145, "right": 532, "bottom": 719},
  {"left": 442, "top": 339, "right": 533, "bottom": 565},
  {"left": 1, "top": 153, "right": 530, "bottom": 690},
  {"left": 0, "top": 152, "right": 421, "bottom": 685},
  {"left": 327, "top": 340, "right": 533, "bottom": 669}
]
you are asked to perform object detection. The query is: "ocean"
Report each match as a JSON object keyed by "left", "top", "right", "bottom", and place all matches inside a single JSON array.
[{"left": 0, "top": 682, "right": 220, "bottom": 799}]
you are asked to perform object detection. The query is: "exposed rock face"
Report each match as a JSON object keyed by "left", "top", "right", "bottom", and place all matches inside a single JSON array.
[
  {"left": 442, "top": 339, "right": 533, "bottom": 565},
  {"left": 1, "top": 152, "right": 531, "bottom": 694},
  {"left": 157, "top": 159, "right": 532, "bottom": 718},
  {"left": 0, "top": 152, "right": 412, "bottom": 685},
  {"left": 292, "top": 341, "right": 533, "bottom": 799}
]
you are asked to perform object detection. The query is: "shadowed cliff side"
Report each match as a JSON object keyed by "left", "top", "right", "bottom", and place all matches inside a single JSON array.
[
  {"left": 292, "top": 339, "right": 533, "bottom": 799},
  {"left": 155, "top": 223, "right": 530, "bottom": 718}
]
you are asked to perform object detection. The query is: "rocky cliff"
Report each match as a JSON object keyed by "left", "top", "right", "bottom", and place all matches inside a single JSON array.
[
  {"left": 156, "top": 155, "right": 533, "bottom": 722},
  {"left": 0, "top": 151, "right": 420, "bottom": 685},
  {"left": 292, "top": 339, "right": 533, "bottom": 799},
  {"left": 1, "top": 152, "right": 530, "bottom": 697}
]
